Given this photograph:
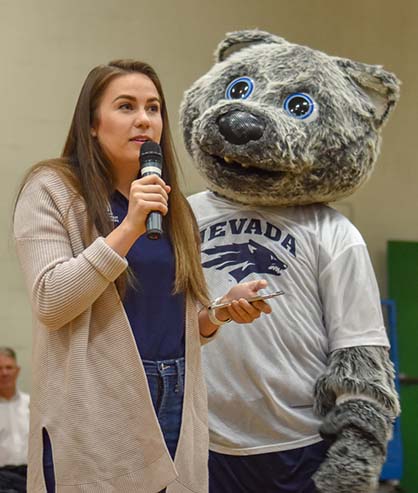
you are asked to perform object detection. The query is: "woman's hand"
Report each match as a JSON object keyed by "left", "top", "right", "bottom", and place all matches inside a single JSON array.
[
  {"left": 123, "top": 175, "right": 171, "bottom": 237},
  {"left": 199, "top": 279, "right": 272, "bottom": 338},
  {"left": 216, "top": 279, "right": 272, "bottom": 324},
  {"left": 105, "top": 175, "right": 170, "bottom": 257}
]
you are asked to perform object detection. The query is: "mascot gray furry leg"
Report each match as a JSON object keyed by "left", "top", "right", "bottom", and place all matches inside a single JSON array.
[{"left": 313, "top": 347, "right": 400, "bottom": 493}]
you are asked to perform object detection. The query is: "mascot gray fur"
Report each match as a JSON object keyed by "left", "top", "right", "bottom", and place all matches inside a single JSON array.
[{"left": 181, "top": 30, "right": 400, "bottom": 493}]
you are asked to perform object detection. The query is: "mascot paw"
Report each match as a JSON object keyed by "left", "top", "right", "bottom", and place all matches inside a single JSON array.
[
  {"left": 313, "top": 427, "right": 385, "bottom": 492},
  {"left": 313, "top": 399, "right": 392, "bottom": 493}
]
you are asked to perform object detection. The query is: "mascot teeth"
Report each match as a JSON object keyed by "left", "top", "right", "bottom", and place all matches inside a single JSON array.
[{"left": 224, "top": 156, "right": 251, "bottom": 168}]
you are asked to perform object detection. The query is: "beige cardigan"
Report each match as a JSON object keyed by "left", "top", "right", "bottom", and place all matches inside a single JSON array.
[{"left": 14, "top": 169, "right": 210, "bottom": 493}]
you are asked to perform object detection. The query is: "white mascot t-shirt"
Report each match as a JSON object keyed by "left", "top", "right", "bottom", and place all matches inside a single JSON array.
[{"left": 189, "top": 190, "right": 389, "bottom": 455}]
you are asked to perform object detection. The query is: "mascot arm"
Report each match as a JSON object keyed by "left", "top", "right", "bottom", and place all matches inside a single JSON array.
[{"left": 313, "top": 346, "right": 400, "bottom": 493}]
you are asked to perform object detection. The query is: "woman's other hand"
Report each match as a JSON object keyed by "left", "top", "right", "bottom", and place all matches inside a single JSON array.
[
  {"left": 199, "top": 280, "right": 273, "bottom": 338},
  {"left": 216, "top": 279, "right": 272, "bottom": 324}
]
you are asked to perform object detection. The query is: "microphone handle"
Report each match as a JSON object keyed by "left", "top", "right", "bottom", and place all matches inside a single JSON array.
[{"left": 146, "top": 212, "right": 162, "bottom": 240}]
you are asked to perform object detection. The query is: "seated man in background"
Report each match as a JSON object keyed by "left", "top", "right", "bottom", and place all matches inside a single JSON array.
[{"left": 0, "top": 347, "right": 29, "bottom": 493}]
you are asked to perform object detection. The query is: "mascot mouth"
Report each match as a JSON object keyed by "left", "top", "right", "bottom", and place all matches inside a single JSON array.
[{"left": 212, "top": 155, "right": 285, "bottom": 178}]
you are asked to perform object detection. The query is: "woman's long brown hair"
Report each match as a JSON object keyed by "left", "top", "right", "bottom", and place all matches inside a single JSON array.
[{"left": 15, "top": 60, "right": 209, "bottom": 305}]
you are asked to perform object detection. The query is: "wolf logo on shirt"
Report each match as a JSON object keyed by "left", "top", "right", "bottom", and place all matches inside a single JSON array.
[{"left": 202, "top": 239, "right": 288, "bottom": 282}]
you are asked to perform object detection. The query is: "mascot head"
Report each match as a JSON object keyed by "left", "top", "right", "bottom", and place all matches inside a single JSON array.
[{"left": 180, "top": 30, "right": 400, "bottom": 206}]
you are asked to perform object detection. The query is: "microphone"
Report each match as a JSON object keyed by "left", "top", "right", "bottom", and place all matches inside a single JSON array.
[{"left": 140, "top": 141, "right": 164, "bottom": 240}]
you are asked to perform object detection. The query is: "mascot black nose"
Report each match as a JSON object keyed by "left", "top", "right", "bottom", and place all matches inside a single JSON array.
[{"left": 217, "top": 111, "right": 265, "bottom": 145}]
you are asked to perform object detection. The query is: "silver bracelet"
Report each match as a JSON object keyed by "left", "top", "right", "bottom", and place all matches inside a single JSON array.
[{"left": 207, "top": 297, "right": 232, "bottom": 326}]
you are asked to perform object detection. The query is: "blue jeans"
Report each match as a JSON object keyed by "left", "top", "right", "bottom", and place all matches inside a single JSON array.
[
  {"left": 143, "top": 357, "right": 185, "bottom": 460},
  {"left": 42, "top": 357, "right": 184, "bottom": 493},
  {"left": 42, "top": 428, "right": 55, "bottom": 493}
]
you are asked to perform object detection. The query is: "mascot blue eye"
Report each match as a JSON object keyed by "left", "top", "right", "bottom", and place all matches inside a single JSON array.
[
  {"left": 225, "top": 77, "right": 254, "bottom": 100},
  {"left": 284, "top": 93, "right": 316, "bottom": 120}
]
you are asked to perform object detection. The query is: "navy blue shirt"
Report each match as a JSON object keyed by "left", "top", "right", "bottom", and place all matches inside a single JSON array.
[{"left": 110, "top": 191, "right": 185, "bottom": 360}]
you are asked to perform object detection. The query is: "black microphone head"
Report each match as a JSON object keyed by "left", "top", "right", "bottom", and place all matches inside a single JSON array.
[{"left": 140, "top": 141, "right": 162, "bottom": 167}]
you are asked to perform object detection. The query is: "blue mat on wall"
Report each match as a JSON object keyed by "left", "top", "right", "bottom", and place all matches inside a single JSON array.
[{"left": 380, "top": 299, "right": 403, "bottom": 481}]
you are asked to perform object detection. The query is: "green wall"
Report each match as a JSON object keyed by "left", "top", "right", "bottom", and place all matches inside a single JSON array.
[{"left": 388, "top": 241, "right": 418, "bottom": 491}]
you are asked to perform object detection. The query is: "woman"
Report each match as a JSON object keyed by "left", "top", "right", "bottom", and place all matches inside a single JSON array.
[{"left": 13, "top": 60, "right": 271, "bottom": 492}]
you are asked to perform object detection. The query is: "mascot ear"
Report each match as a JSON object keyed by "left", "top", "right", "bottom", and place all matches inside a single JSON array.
[
  {"left": 215, "top": 29, "right": 286, "bottom": 62},
  {"left": 335, "top": 58, "right": 401, "bottom": 127}
]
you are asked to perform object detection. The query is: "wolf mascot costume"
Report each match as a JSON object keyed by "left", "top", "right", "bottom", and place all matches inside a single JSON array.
[{"left": 181, "top": 30, "right": 400, "bottom": 493}]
